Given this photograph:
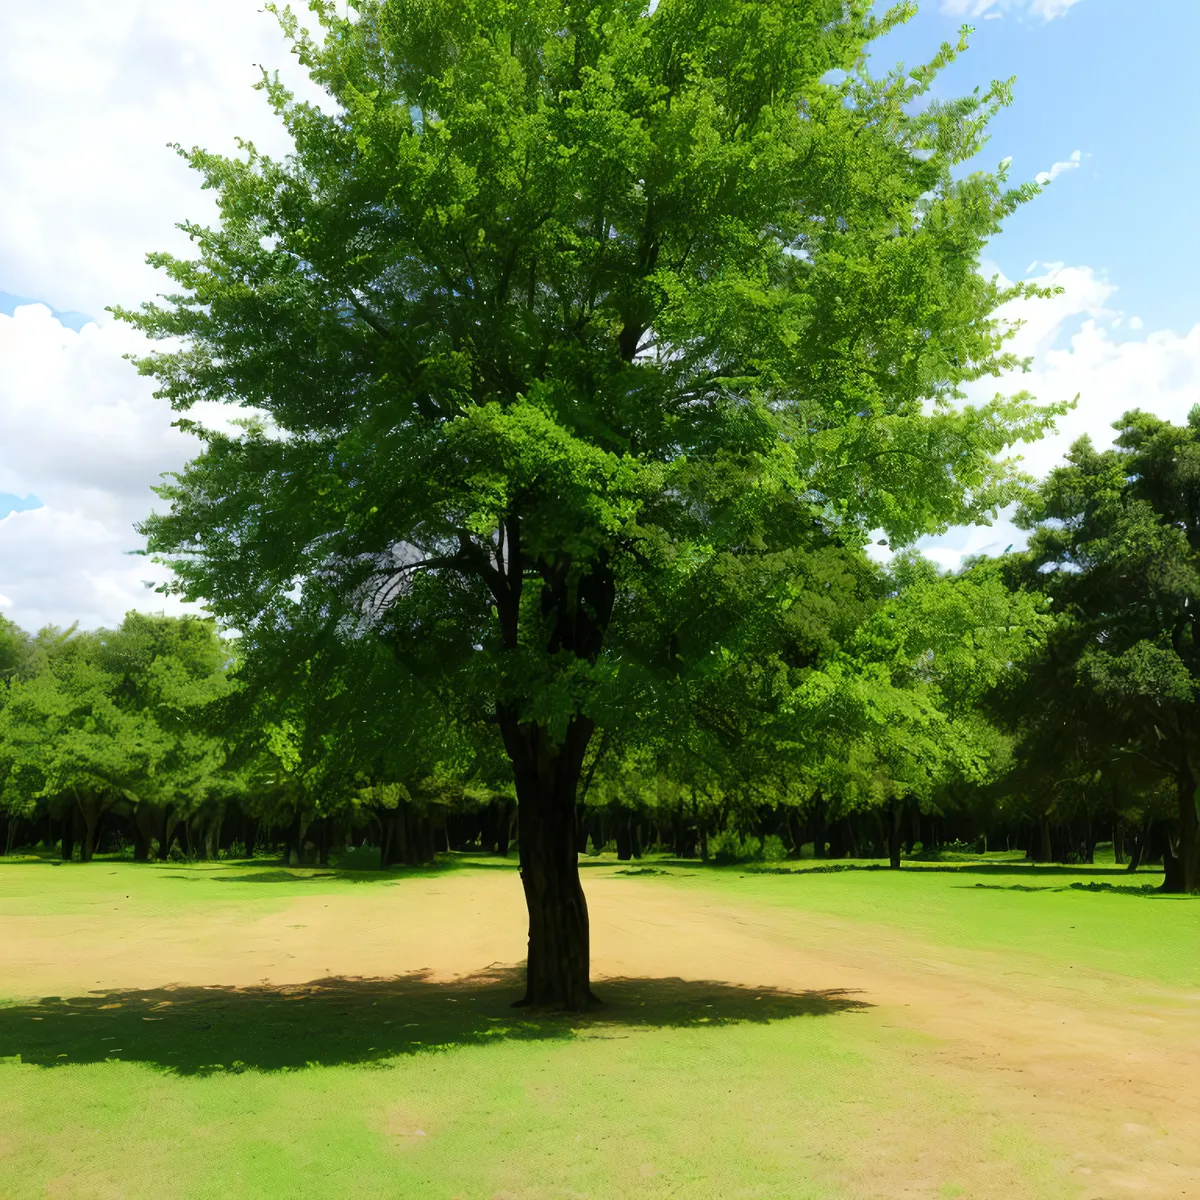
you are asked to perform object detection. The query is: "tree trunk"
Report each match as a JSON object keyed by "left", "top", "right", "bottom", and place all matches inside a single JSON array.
[
  {"left": 76, "top": 793, "right": 106, "bottom": 863},
  {"left": 888, "top": 800, "right": 903, "bottom": 870},
  {"left": 500, "top": 714, "right": 594, "bottom": 1010},
  {"left": 287, "top": 810, "right": 309, "bottom": 866},
  {"left": 204, "top": 811, "right": 222, "bottom": 862},
  {"left": 495, "top": 799, "right": 512, "bottom": 858},
  {"left": 785, "top": 810, "right": 804, "bottom": 859},
  {"left": 133, "top": 805, "right": 162, "bottom": 863},
  {"left": 1113, "top": 819, "right": 1125, "bottom": 865},
  {"left": 1038, "top": 816, "right": 1053, "bottom": 865},
  {"left": 614, "top": 810, "right": 633, "bottom": 862},
  {"left": 1126, "top": 816, "right": 1150, "bottom": 872},
  {"left": 61, "top": 810, "right": 76, "bottom": 862},
  {"left": 1162, "top": 766, "right": 1200, "bottom": 894},
  {"left": 159, "top": 806, "right": 180, "bottom": 864}
]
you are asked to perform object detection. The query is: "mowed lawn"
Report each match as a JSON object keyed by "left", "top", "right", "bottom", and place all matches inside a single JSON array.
[{"left": 0, "top": 853, "right": 1197, "bottom": 1200}]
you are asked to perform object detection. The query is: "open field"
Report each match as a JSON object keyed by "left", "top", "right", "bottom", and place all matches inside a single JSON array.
[{"left": 1, "top": 853, "right": 1197, "bottom": 1199}]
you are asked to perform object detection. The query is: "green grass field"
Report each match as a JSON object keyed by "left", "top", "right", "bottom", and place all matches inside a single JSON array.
[{"left": 0, "top": 852, "right": 1195, "bottom": 1199}]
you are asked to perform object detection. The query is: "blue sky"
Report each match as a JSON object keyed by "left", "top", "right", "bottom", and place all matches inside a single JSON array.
[
  {"left": 873, "top": 0, "right": 1200, "bottom": 337},
  {"left": 0, "top": 0, "right": 1197, "bottom": 627}
]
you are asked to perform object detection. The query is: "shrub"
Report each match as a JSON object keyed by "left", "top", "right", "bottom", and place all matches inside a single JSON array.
[
  {"left": 761, "top": 835, "right": 788, "bottom": 863},
  {"left": 708, "top": 830, "right": 762, "bottom": 864}
]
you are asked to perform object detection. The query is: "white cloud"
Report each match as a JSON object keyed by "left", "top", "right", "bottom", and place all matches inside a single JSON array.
[
  {"left": 0, "top": 304, "right": 213, "bottom": 631},
  {"left": 1036, "top": 149, "right": 1083, "bottom": 186},
  {"left": 940, "top": 0, "right": 1082, "bottom": 20},
  {"left": 0, "top": 1, "right": 324, "bottom": 320},
  {"left": 918, "top": 263, "right": 1200, "bottom": 570}
]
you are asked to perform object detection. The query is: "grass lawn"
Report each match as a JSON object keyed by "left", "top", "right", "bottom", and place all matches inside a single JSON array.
[{"left": 0, "top": 852, "right": 1195, "bottom": 1199}]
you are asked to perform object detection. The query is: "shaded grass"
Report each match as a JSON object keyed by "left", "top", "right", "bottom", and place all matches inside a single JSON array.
[{"left": 0, "top": 968, "right": 866, "bottom": 1074}]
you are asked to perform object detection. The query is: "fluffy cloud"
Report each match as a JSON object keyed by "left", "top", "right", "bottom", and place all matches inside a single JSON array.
[
  {"left": 0, "top": 1, "right": 323, "bottom": 320},
  {"left": 0, "top": 303, "right": 205, "bottom": 631},
  {"left": 915, "top": 263, "right": 1200, "bottom": 570},
  {"left": 1036, "top": 149, "right": 1083, "bottom": 185},
  {"left": 6, "top": 260, "right": 1197, "bottom": 628},
  {"left": 940, "top": 0, "right": 1083, "bottom": 20}
]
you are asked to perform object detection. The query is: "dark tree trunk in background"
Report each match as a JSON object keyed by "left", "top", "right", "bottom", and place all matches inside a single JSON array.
[
  {"left": 1083, "top": 814, "right": 1096, "bottom": 865},
  {"left": 287, "top": 811, "right": 308, "bottom": 866},
  {"left": 1162, "top": 837, "right": 1185, "bottom": 893},
  {"left": 245, "top": 821, "right": 258, "bottom": 859},
  {"left": 204, "top": 811, "right": 222, "bottom": 862},
  {"left": 381, "top": 809, "right": 405, "bottom": 867},
  {"left": 159, "top": 809, "right": 180, "bottom": 861},
  {"left": 812, "top": 796, "right": 827, "bottom": 858},
  {"left": 1159, "top": 764, "right": 1200, "bottom": 893},
  {"left": 888, "top": 801, "right": 903, "bottom": 870},
  {"left": 786, "top": 810, "right": 805, "bottom": 859},
  {"left": 1126, "top": 817, "right": 1149, "bottom": 872},
  {"left": 77, "top": 794, "right": 106, "bottom": 863},
  {"left": 500, "top": 712, "right": 594, "bottom": 1011},
  {"left": 1038, "top": 816, "right": 1053, "bottom": 864},
  {"left": 1165, "top": 763, "right": 1200, "bottom": 893},
  {"left": 496, "top": 800, "right": 513, "bottom": 858},
  {"left": 614, "top": 810, "right": 633, "bottom": 861},
  {"left": 827, "top": 818, "right": 848, "bottom": 859},
  {"left": 61, "top": 811, "right": 76, "bottom": 862},
  {"left": 132, "top": 805, "right": 162, "bottom": 863},
  {"left": 1113, "top": 818, "right": 1125, "bottom": 865}
]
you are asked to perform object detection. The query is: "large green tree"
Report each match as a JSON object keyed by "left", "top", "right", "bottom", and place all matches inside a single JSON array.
[
  {"left": 122, "top": 0, "right": 1058, "bottom": 1006},
  {"left": 1013, "top": 412, "right": 1200, "bottom": 891}
]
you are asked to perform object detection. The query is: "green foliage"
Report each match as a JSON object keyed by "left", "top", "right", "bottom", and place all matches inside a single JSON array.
[
  {"left": 0, "top": 614, "right": 236, "bottom": 828},
  {"left": 995, "top": 411, "right": 1200, "bottom": 885},
  {"left": 118, "top": 0, "right": 1059, "bottom": 818}
]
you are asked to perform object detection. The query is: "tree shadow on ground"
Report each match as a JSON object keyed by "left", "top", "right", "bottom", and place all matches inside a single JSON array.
[
  {"left": 741, "top": 862, "right": 1163, "bottom": 879},
  {"left": 961, "top": 881, "right": 1193, "bottom": 899},
  {"left": 0, "top": 970, "right": 868, "bottom": 1075}
]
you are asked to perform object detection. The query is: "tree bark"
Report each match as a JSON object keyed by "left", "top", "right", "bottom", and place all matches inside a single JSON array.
[
  {"left": 888, "top": 800, "right": 903, "bottom": 870},
  {"left": 76, "top": 793, "right": 106, "bottom": 863},
  {"left": 160, "top": 809, "right": 180, "bottom": 861},
  {"left": 61, "top": 809, "right": 76, "bottom": 862},
  {"left": 132, "top": 805, "right": 162, "bottom": 863},
  {"left": 1126, "top": 816, "right": 1149, "bottom": 872},
  {"left": 495, "top": 799, "right": 512, "bottom": 858},
  {"left": 1162, "top": 765, "right": 1200, "bottom": 894},
  {"left": 500, "top": 713, "right": 594, "bottom": 1010},
  {"left": 614, "top": 810, "right": 633, "bottom": 861}
]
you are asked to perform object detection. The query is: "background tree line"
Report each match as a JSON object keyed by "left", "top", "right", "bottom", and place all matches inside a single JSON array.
[{"left": 5, "top": 405, "right": 1195, "bottom": 893}]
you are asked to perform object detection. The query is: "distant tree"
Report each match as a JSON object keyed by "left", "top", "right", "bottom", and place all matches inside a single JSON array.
[
  {"left": 0, "top": 614, "right": 234, "bottom": 862},
  {"left": 123, "top": 0, "right": 1060, "bottom": 1005},
  {"left": 1011, "top": 411, "right": 1200, "bottom": 891}
]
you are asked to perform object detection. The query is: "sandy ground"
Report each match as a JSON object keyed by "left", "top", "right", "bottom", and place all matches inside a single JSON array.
[{"left": 3, "top": 867, "right": 1199, "bottom": 1198}]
